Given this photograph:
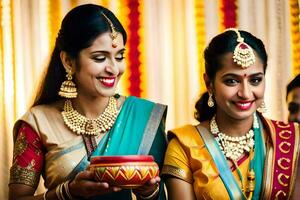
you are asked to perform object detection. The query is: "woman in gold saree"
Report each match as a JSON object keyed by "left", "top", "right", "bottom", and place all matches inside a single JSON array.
[
  {"left": 9, "top": 4, "right": 167, "bottom": 200},
  {"left": 161, "top": 29, "right": 300, "bottom": 200}
]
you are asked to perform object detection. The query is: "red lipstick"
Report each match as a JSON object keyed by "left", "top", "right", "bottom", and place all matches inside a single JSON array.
[
  {"left": 235, "top": 101, "right": 253, "bottom": 111},
  {"left": 98, "top": 77, "right": 115, "bottom": 87}
]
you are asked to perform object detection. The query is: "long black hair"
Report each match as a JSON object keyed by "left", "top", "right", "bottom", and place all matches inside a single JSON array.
[
  {"left": 195, "top": 30, "right": 268, "bottom": 122},
  {"left": 32, "top": 4, "right": 127, "bottom": 107}
]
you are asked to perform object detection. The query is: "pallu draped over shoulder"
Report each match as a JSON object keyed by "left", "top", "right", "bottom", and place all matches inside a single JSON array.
[
  {"left": 161, "top": 114, "right": 300, "bottom": 200},
  {"left": 10, "top": 96, "right": 168, "bottom": 200}
]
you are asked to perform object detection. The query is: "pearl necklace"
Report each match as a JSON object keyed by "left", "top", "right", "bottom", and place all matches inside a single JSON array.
[
  {"left": 62, "top": 97, "right": 119, "bottom": 135},
  {"left": 210, "top": 114, "right": 258, "bottom": 161}
]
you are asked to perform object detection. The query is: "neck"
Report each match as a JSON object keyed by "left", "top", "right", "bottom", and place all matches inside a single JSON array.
[
  {"left": 72, "top": 96, "right": 110, "bottom": 119},
  {"left": 214, "top": 112, "right": 254, "bottom": 137}
]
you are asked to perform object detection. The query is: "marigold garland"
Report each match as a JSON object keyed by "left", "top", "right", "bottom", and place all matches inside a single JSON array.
[
  {"left": 137, "top": 1, "right": 147, "bottom": 98},
  {"left": 115, "top": 0, "right": 130, "bottom": 96},
  {"left": 219, "top": 0, "right": 237, "bottom": 31},
  {"left": 100, "top": 0, "right": 110, "bottom": 8},
  {"left": 126, "top": 0, "right": 142, "bottom": 97},
  {"left": 289, "top": 0, "right": 300, "bottom": 76},
  {"left": 1, "top": 0, "right": 16, "bottom": 119},
  {"left": 47, "top": 0, "right": 62, "bottom": 50},
  {"left": 194, "top": 0, "right": 206, "bottom": 95},
  {"left": 70, "top": 0, "right": 78, "bottom": 9}
]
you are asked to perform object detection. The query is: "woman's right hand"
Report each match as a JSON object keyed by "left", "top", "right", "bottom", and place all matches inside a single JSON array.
[{"left": 69, "top": 170, "right": 122, "bottom": 198}]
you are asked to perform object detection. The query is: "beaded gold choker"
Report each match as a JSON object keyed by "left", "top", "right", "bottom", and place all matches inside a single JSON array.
[
  {"left": 210, "top": 114, "right": 258, "bottom": 161},
  {"left": 226, "top": 28, "right": 256, "bottom": 68},
  {"left": 62, "top": 97, "right": 119, "bottom": 135}
]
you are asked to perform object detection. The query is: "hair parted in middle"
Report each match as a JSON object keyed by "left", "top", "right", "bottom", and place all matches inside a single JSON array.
[
  {"left": 195, "top": 29, "right": 268, "bottom": 122},
  {"left": 33, "top": 4, "right": 127, "bottom": 107}
]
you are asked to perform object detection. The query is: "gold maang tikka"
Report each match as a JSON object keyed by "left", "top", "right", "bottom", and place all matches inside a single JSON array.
[
  {"left": 226, "top": 28, "right": 256, "bottom": 68},
  {"left": 101, "top": 12, "right": 118, "bottom": 48}
]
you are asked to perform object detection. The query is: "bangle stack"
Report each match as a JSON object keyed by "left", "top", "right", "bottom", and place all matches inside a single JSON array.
[
  {"left": 55, "top": 180, "right": 78, "bottom": 200},
  {"left": 43, "top": 189, "right": 48, "bottom": 200},
  {"left": 138, "top": 185, "right": 160, "bottom": 200}
]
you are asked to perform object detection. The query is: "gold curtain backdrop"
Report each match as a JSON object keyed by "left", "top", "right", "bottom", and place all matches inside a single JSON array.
[{"left": 1, "top": 0, "right": 299, "bottom": 198}]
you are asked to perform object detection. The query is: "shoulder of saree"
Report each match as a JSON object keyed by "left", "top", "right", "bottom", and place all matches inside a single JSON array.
[
  {"left": 125, "top": 96, "right": 167, "bottom": 112},
  {"left": 13, "top": 104, "right": 76, "bottom": 143},
  {"left": 260, "top": 115, "right": 300, "bottom": 200},
  {"left": 125, "top": 96, "right": 167, "bottom": 130},
  {"left": 167, "top": 124, "right": 205, "bottom": 149},
  {"left": 94, "top": 96, "right": 167, "bottom": 156},
  {"left": 162, "top": 124, "right": 203, "bottom": 183},
  {"left": 14, "top": 105, "right": 85, "bottom": 188},
  {"left": 13, "top": 105, "right": 54, "bottom": 141},
  {"left": 137, "top": 97, "right": 168, "bottom": 155}
]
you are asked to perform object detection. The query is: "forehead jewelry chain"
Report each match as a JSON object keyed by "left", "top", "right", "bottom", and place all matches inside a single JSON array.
[
  {"left": 62, "top": 97, "right": 119, "bottom": 135},
  {"left": 101, "top": 12, "right": 119, "bottom": 48},
  {"left": 226, "top": 28, "right": 256, "bottom": 68},
  {"left": 210, "top": 114, "right": 258, "bottom": 161}
]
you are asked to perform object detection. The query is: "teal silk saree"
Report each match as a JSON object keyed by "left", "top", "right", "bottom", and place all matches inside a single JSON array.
[{"left": 68, "top": 96, "right": 168, "bottom": 200}]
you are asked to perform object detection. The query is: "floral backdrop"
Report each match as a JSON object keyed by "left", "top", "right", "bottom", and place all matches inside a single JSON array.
[{"left": 1, "top": 0, "right": 299, "bottom": 198}]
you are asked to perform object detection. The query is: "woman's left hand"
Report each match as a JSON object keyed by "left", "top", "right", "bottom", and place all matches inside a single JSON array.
[{"left": 132, "top": 176, "right": 160, "bottom": 199}]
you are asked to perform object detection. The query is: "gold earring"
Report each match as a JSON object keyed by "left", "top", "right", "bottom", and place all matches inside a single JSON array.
[
  {"left": 208, "top": 93, "right": 214, "bottom": 107},
  {"left": 58, "top": 69, "right": 77, "bottom": 98},
  {"left": 257, "top": 100, "right": 267, "bottom": 113}
]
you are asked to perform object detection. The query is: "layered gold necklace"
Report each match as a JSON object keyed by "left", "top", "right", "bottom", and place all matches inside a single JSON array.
[
  {"left": 62, "top": 97, "right": 119, "bottom": 135},
  {"left": 210, "top": 115, "right": 256, "bottom": 161}
]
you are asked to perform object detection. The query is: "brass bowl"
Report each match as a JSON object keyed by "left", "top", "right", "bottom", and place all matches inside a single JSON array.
[{"left": 89, "top": 155, "right": 159, "bottom": 189}]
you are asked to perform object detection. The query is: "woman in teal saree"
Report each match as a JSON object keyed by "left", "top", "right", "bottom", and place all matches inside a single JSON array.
[{"left": 9, "top": 4, "right": 167, "bottom": 200}]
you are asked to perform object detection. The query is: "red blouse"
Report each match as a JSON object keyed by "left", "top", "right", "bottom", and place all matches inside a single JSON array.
[{"left": 9, "top": 122, "right": 45, "bottom": 188}]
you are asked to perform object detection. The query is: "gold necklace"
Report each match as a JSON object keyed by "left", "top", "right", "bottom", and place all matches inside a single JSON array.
[
  {"left": 62, "top": 97, "right": 119, "bottom": 135},
  {"left": 210, "top": 114, "right": 256, "bottom": 161}
]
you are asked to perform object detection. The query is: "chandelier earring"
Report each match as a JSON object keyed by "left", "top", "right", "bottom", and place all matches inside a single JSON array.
[
  {"left": 257, "top": 100, "right": 267, "bottom": 113},
  {"left": 208, "top": 93, "right": 215, "bottom": 107},
  {"left": 58, "top": 69, "right": 77, "bottom": 98}
]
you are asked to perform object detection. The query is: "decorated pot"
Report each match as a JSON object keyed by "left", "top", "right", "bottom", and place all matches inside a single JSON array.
[{"left": 89, "top": 155, "right": 159, "bottom": 189}]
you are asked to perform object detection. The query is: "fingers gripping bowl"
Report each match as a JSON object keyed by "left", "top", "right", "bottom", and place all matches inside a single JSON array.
[{"left": 88, "top": 155, "right": 159, "bottom": 188}]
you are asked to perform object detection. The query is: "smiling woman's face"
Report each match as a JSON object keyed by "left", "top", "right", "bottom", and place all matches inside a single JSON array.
[
  {"left": 74, "top": 31, "right": 125, "bottom": 98},
  {"left": 210, "top": 52, "right": 265, "bottom": 121}
]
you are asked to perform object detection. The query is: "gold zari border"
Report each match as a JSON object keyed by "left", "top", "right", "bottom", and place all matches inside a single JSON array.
[
  {"left": 9, "top": 162, "right": 40, "bottom": 188},
  {"left": 161, "top": 165, "right": 193, "bottom": 184}
]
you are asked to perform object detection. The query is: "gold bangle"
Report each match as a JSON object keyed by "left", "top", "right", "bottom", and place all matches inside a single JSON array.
[
  {"left": 138, "top": 185, "right": 160, "bottom": 200},
  {"left": 56, "top": 183, "right": 66, "bottom": 200},
  {"left": 55, "top": 184, "right": 62, "bottom": 200},
  {"left": 43, "top": 190, "right": 48, "bottom": 200},
  {"left": 64, "top": 181, "right": 72, "bottom": 199},
  {"left": 59, "top": 183, "right": 66, "bottom": 200},
  {"left": 63, "top": 180, "right": 78, "bottom": 200}
]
